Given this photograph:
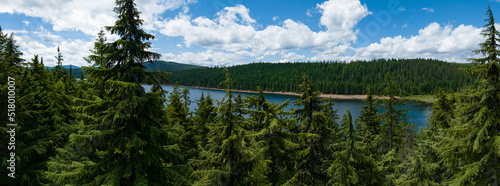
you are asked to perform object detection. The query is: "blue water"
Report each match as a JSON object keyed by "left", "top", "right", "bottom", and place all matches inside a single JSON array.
[{"left": 143, "top": 85, "right": 433, "bottom": 129}]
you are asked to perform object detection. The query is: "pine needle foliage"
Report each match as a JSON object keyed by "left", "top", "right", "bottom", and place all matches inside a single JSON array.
[
  {"left": 440, "top": 5, "right": 500, "bottom": 185},
  {"left": 46, "top": 0, "right": 184, "bottom": 185}
]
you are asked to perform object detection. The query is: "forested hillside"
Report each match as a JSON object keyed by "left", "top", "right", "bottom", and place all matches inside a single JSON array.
[
  {"left": 168, "top": 59, "right": 475, "bottom": 95},
  {"left": 1, "top": 1, "right": 499, "bottom": 185},
  {"left": 143, "top": 60, "right": 205, "bottom": 71}
]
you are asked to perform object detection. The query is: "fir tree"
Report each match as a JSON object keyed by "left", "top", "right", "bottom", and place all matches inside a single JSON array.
[
  {"left": 381, "top": 73, "right": 407, "bottom": 152},
  {"left": 356, "top": 90, "right": 385, "bottom": 184},
  {"left": 46, "top": 0, "right": 184, "bottom": 185},
  {"left": 357, "top": 89, "right": 380, "bottom": 135},
  {"left": 286, "top": 75, "right": 331, "bottom": 186},
  {"left": 5, "top": 55, "right": 64, "bottom": 185},
  {"left": 328, "top": 109, "right": 378, "bottom": 185},
  {"left": 246, "top": 87, "right": 298, "bottom": 185},
  {"left": 191, "top": 68, "right": 264, "bottom": 185},
  {"left": 192, "top": 92, "right": 217, "bottom": 147},
  {"left": 440, "top": 5, "right": 500, "bottom": 185}
]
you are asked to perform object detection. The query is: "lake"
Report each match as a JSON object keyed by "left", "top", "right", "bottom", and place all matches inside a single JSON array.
[{"left": 143, "top": 85, "right": 433, "bottom": 129}]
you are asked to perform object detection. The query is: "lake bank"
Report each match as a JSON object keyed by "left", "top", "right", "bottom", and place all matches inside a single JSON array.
[
  {"left": 165, "top": 84, "right": 435, "bottom": 104},
  {"left": 145, "top": 84, "right": 433, "bottom": 128}
]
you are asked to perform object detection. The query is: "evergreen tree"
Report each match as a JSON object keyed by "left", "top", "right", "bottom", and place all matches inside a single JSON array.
[
  {"left": 246, "top": 88, "right": 298, "bottom": 185},
  {"left": 440, "top": 5, "right": 500, "bottom": 185},
  {"left": 5, "top": 55, "right": 63, "bottom": 185},
  {"left": 0, "top": 31, "right": 28, "bottom": 184},
  {"left": 46, "top": 0, "right": 183, "bottom": 185},
  {"left": 286, "top": 75, "right": 331, "bottom": 185},
  {"left": 191, "top": 68, "right": 265, "bottom": 185},
  {"left": 381, "top": 73, "right": 407, "bottom": 152},
  {"left": 356, "top": 90, "right": 385, "bottom": 184},
  {"left": 55, "top": 46, "right": 63, "bottom": 67},
  {"left": 357, "top": 89, "right": 380, "bottom": 135},
  {"left": 192, "top": 92, "right": 217, "bottom": 147},
  {"left": 53, "top": 46, "right": 68, "bottom": 79}
]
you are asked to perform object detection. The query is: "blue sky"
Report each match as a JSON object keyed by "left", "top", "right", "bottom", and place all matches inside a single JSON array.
[{"left": 0, "top": 0, "right": 499, "bottom": 67}]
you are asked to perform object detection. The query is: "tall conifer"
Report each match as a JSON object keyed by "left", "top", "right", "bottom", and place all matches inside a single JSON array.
[
  {"left": 440, "top": 5, "right": 500, "bottom": 185},
  {"left": 46, "top": 0, "right": 182, "bottom": 184}
]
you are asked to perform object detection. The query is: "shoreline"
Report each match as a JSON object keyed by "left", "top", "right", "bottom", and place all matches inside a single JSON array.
[
  {"left": 149, "top": 84, "right": 435, "bottom": 104},
  {"left": 163, "top": 84, "right": 399, "bottom": 101}
]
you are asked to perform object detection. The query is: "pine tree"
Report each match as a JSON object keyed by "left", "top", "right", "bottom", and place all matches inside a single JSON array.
[
  {"left": 55, "top": 46, "right": 63, "bottom": 67},
  {"left": 356, "top": 90, "right": 385, "bottom": 184},
  {"left": 53, "top": 46, "right": 67, "bottom": 79},
  {"left": 4, "top": 55, "right": 64, "bottom": 185},
  {"left": 0, "top": 31, "right": 29, "bottom": 184},
  {"left": 440, "top": 5, "right": 500, "bottom": 185},
  {"left": 191, "top": 68, "right": 264, "bottom": 185},
  {"left": 380, "top": 73, "right": 415, "bottom": 185},
  {"left": 286, "top": 74, "right": 331, "bottom": 186},
  {"left": 246, "top": 87, "right": 299, "bottom": 185},
  {"left": 396, "top": 130, "right": 439, "bottom": 186},
  {"left": 192, "top": 92, "right": 217, "bottom": 147},
  {"left": 46, "top": 0, "right": 183, "bottom": 185},
  {"left": 381, "top": 73, "right": 407, "bottom": 152},
  {"left": 357, "top": 89, "right": 380, "bottom": 135}
]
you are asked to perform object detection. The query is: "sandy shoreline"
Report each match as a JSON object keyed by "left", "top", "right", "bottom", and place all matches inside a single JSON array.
[{"left": 172, "top": 85, "right": 390, "bottom": 100}]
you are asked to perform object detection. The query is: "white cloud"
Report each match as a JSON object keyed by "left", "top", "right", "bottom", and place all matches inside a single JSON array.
[
  {"left": 0, "top": 0, "right": 194, "bottom": 35},
  {"left": 280, "top": 51, "right": 306, "bottom": 62},
  {"left": 402, "top": 24, "right": 408, "bottom": 28},
  {"left": 422, "top": 7, "right": 434, "bottom": 13},
  {"left": 306, "top": 9, "right": 313, "bottom": 17},
  {"left": 399, "top": 7, "right": 406, "bottom": 12},
  {"left": 272, "top": 16, "right": 279, "bottom": 21},
  {"left": 0, "top": 0, "right": 116, "bottom": 35},
  {"left": 13, "top": 33, "right": 94, "bottom": 67},
  {"left": 162, "top": 50, "right": 243, "bottom": 66},
  {"left": 156, "top": 0, "right": 370, "bottom": 64},
  {"left": 317, "top": 0, "right": 371, "bottom": 31},
  {"left": 1, "top": 0, "right": 194, "bottom": 66},
  {"left": 354, "top": 22, "right": 483, "bottom": 62}
]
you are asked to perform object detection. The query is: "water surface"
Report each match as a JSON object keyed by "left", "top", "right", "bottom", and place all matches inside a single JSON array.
[{"left": 144, "top": 85, "right": 432, "bottom": 129}]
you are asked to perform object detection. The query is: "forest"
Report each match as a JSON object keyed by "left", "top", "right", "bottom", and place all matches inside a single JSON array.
[
  {"left": 167, "top": 59, "right": 476, "bottom": 95},
  {"left": 0, "top": 0, "right": 499, "bottom": 185}
]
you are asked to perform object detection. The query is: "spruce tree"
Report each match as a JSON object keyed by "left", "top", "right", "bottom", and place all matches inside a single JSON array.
[
  {"left": 46, "top": 0, "right": 183, "bottom": 185},
  {"left": 357, "top": 89, "right": 380, "bottom": 135},
  {"left": 4, "top": 55, "right": 64, "bottom": 185},
  {"left": 327, "top": 110, "right": 376, "bottom": 185},
  {"left": 440, "top": 5, "right": 500, "bottom": 185},
  {"left": 191, "top": 68, "right": 264, "bottom": 185},
  {"left": 192, "top": 92, "right": 216, "bottom": 147},
  {"left": 286, "top": 74, "right": 332, "bottom": 186},
  {"left": 246, "top": 87, "right": 298, "bottom": 185},
  {"left": 381, "top": 73, "right": 406, "bottom": 152},
  {"left": 356, "top": 90, "right": 385, "bottom": 184}
]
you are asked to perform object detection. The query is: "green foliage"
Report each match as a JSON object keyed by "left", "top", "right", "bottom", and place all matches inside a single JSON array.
[
  {"left": 328, "top": 110, "right": 378, "bottom": 185},
  {"left": 45, "top": 0, "right": 185, "bottom": 185},
  {"left": 437, "top": 5, "right": 500, "bottom": 185},
  {"left": 245, "top": 87, "right": 298, "bottom": 185},
  {"left": 144, "top": 60, "right": 205, "bottom": 72},
  {"left": 3, "top": 4, "right": 500, "bottom": 186},
  {"left": 168, "top": 59, "right": 476, "bottom": 95},
  {"left": 285, "top": 75, "right": 336, "bottom": 185},
  {"left": 191, "top": 73, "right": 265, "bottom": 186}
]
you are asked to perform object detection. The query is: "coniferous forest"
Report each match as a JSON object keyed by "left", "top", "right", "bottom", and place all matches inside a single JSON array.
[
  {"left": 167, "top": 59, "right": 476, "bottom": 95},
  {"left": 0, "top": 0, "right": 500, "bottom": 185}
]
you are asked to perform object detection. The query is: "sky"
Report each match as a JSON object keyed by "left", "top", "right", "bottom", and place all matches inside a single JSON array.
[{"left": 0, "top": 0, "right": 499, "bottom": 67}]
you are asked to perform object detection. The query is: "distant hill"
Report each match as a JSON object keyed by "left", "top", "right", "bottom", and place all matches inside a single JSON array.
[
  {"left": 143, "top": 61, "right": 205, "bottom": 71},
  {"left": 46, "top": 61, "right": 203, "bottom": 79},
  {"left": 167, "top": 59, "right": 477, "bottom": 95},
  {"left": 46, "top": 65, "right": 82, "bottom": 70}
]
